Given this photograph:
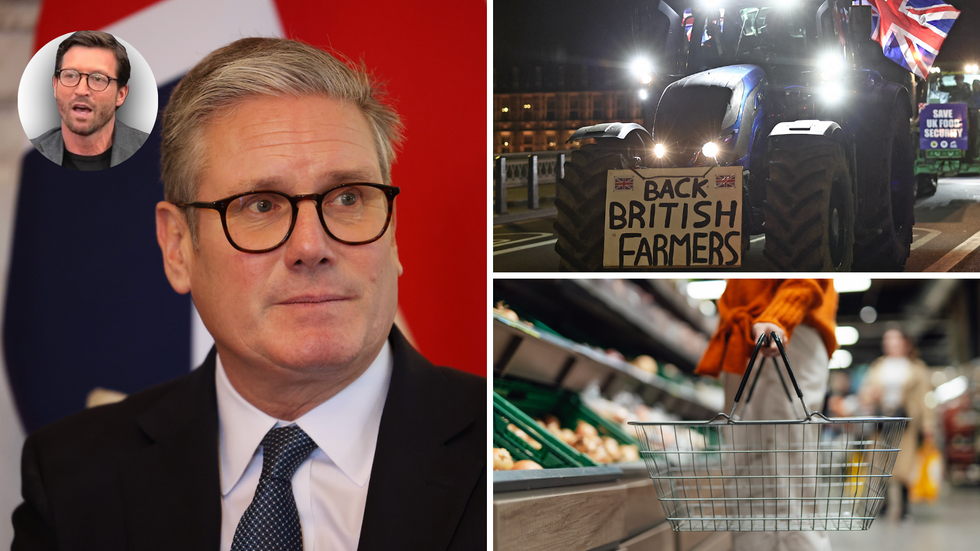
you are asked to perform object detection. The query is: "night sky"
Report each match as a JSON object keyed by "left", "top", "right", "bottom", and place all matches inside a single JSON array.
[{"left": 494, "top": 0, "right": 980, "bottom": 81}]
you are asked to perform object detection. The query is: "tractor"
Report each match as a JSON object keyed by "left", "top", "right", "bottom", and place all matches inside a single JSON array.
[
  {"left": 913, "top": 67, "right": 980, "bottom": 198},
  {"left": 554, "top": 0, "right": 917, "bottom": 271}
]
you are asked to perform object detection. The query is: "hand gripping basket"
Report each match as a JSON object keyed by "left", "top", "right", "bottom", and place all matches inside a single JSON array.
[{"left": 631, "top": 332, "right": 909, "bottom": 532}]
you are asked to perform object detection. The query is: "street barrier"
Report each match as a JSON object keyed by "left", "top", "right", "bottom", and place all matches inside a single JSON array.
[{"left": 492, "top": 151, "right": 570, "bottom": 214}]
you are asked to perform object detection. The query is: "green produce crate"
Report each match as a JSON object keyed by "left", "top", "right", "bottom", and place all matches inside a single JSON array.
[
  {"left": 493, "top": 377, "right": 640, "bottom": 448},
  {"left": 493, "top": 392, "right": 597, "bottom": 468}
]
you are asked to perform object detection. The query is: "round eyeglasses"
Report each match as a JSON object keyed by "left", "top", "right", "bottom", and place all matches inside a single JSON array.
[
  {"left": 177, "top": 184, "right": 400, "bottom": 253},
  {"left": 56, "top": 69, "right": 118, "bottom": 92}
]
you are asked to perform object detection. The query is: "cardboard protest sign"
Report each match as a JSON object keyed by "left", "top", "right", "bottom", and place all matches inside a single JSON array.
[{"left": 603, "top": 167, "right": 742, "bottom": 268}]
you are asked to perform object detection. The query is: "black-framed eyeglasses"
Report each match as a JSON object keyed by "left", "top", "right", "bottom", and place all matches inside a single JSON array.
[
  {"left": 56, "top": 69, "right": 118, "bottom": 92},
  {"left": 177, "top": 183, "right": 400, "bottom": 253}
]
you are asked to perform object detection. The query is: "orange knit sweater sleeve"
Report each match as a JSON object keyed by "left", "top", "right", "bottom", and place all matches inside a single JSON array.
[
  {"left": 695, "top": 279, "right": 838, "bottom": 377},
  {"left": 756, "top": 279, "right": 827, "bottom": 339}
]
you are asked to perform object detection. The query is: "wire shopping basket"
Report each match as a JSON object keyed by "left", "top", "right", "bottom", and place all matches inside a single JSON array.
[{"left": 631, "top": 332, "right": 909, "bottom": 532}]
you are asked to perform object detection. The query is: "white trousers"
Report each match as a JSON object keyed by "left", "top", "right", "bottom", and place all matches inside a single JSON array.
[{"left": 722, "top": 325, "right": 833, "bottom": 551}]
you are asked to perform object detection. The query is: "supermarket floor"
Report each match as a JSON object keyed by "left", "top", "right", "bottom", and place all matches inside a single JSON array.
[{"left": 827, "top": 484, "right": 979, "bottom": 550}]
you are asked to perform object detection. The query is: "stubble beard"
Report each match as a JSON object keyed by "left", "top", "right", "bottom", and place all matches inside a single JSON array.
[{"left": 59, "top": 98, "right": 115, "bottom": 138}]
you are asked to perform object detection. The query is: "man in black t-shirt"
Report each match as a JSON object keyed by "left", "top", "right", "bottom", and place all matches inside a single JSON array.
[{"left": 29, "top": 30, "right": 148, "bottom": 171}]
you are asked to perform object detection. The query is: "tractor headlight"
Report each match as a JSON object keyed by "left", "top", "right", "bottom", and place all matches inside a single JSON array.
[
  {"left": 654, "top": 143, "right": 667, "bottom": 158},
  {"left": 702, "top": 141, "right": 720, "bottom": 158},
  {"left": 630, "top": 57, "right": 654, "bottom": 85},
  {"left": 819, "top": 82, "right": 844, "bottom": 104},
  {"left": 818, "top": 53, "right": 845, "bottom": 82}
]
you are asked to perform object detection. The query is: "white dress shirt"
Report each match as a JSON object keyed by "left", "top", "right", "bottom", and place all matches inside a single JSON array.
[{"left": 215, "top": 343, "right": 393, "bottom": 551}]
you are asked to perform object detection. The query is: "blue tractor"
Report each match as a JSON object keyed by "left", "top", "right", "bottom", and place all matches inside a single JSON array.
[{"left": 555, "top": 0, "right": 916, "bottom": 271}]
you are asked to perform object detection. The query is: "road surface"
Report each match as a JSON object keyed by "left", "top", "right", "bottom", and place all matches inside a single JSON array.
[{"left": 493, "top": 176, "right": 980, "bottom": 272}]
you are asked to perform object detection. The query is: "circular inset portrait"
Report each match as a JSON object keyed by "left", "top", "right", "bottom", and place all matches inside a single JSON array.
[{"left": 18, "top": 31, "right": 158, "bottom": 171}]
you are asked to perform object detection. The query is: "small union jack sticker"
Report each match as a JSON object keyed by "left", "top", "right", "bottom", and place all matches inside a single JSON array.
[
  {"left": 614, "top": 177, "right": 633, "bottom": 191},
  {"left": 715, "top": 173, "right": 736, "bottom": 188}
]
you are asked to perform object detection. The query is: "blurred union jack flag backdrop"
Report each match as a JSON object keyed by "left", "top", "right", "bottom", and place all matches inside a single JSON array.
[{"left": 868, "top": 0, "right": 960, "bottom": 78}]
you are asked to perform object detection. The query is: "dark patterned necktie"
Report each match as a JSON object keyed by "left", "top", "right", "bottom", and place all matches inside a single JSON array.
[{"left": 230, "top": 425, "right": 319, "bottom": 551}]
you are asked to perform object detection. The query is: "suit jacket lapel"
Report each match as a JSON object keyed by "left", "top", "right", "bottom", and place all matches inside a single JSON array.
[
  {"left": 118, "top": 350, "right": 222, "bottom": 551},
  {"left": 357, "top": 328, "right": 484, "bottom": 551},
  {"left": 38, "top": 129, "right": 64, "bottom": 166}
]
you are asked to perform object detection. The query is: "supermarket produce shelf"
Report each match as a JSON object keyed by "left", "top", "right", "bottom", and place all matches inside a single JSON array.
[
  {"left": 570, "top": 279, "right": 706, "bottom": 369},
  {"left": 635, "top": 279, "right": 716, "bottom": 336},
  {"left": 493, "top": 465, "right": 623, "bottom": 493},
  {"left": 493, "top": 315, "right": 716, "bottom": 421},
  {"left": 494, "top": 279, "right": 707, "bottom": 372}
]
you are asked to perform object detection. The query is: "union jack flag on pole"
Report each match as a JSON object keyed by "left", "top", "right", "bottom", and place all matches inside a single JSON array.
[{"left": 868, "top": 0, "right": 961, "bottom": 78}]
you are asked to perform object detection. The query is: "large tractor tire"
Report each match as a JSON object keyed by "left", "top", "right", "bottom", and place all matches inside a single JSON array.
[
  {"left": 554, "top": 140, "right": 633, "bottom": 271},
  {"left": 852, "top": 100, "right": 915, "bottom": 271},
  {"left": 764, "top": 135, "right": 854, "bottom": 271}
]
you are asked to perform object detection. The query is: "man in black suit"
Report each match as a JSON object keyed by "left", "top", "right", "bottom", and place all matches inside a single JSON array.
[{"left": 12, "top": 38, "right": 485, "bottom": 551}]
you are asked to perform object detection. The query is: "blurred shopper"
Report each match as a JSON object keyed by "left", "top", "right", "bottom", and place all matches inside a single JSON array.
[
  {"left": 697, "top": 279, "right": 838, "bottom": 551},
  {"left": 825, "top": 370, "right": 859, "bottom": 418},
  {"left": 859, "top": 327, "right": 934, "bottom": 522}
]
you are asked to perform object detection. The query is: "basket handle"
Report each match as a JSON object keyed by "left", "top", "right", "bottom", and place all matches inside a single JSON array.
[{"left": 727, "top": 331, "right": 814, "bottom": 421}]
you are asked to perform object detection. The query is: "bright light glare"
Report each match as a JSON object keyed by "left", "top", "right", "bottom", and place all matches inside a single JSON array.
[
  {"left": 640, "top": 74, "right": 653, "bottom": 85},
  {"left": 654, "top": 143, "right": 667, "bottom": 158},
  {"left": 935, "top": 376, "right": 968, "bottom": 403},
  {"left": 687, "top": 280, "right": 726, "bottom": 300},
  {"left": 834, "top": 278, "right": 872, "bottom": 293},
  {"left": 829, "top": 349, "right": 852, "bottom": 369},
  {"left": 929, "top": 66, "right": 941, "bottom": 74},
  {"left": 965, "top": 63, "right": 978, "bottom": 73},
  {"left": 820, "top": 83, "right": 844, "bottom": 103},
  {"left": 819, "top": 53, "right": 844, "bottom": 81},
  {"left": 836, "top": 326, "right": 859, "bottom": 346},
  {"left": 638, "top": 89, "right": 649, "bottom": 100},
  {"left": 702, "top": 141, "right": 719, "bottom": 157},
  {"left": 630, "top": 57, "right": 653, "bottom": 78}
]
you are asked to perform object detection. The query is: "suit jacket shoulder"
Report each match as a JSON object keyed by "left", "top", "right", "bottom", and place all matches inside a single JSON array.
[
  {"left": 12, "top": 355, "right": 221, "bottom": 551},
  {"left": 28, "top": 119, "right": 149, "bottom": 168},
  {"left": 109, "top": 120, "right": 149, "bottom": 167},
  {"left": 357, "top": 329, "right": 486, "bottom": 551},
  {"left": 29, "top": 127, "right": 65, "bottom": 166}
]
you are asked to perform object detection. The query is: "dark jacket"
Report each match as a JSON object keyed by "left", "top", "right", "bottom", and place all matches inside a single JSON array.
[
  {"left": 29, "top": 119, "right": 149, "bottom": 168},
  {"left": 12, "top": 326, "right": 486, "bottom": 551}
]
